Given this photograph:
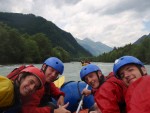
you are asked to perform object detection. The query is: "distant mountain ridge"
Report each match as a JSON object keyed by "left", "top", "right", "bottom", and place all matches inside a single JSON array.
[
  {"left": 134, "top": 33, "right": 150, "bottom": 44},
  {"left": 76, "top": 38, "right": 113, "bottom": 56},
  {"left": 0, "top": 12, "right": 92, "bottom": 58}
]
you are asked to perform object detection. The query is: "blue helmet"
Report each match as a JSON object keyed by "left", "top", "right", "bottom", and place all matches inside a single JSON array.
[
  {"left": 44, "top": 57, "right": 64, "bottom": 75},
  {"left": 113, "top": 56, "right": 144, "bottom": 77},
  {"left": 80, "top": 64, "right": 101, "bottom": 81}
]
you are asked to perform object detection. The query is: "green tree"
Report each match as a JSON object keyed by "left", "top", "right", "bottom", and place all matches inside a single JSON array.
[
  {"left": 0, "top": 23, "right": 24, "bottom": 64},
  {"left": 22, "top": 38, "right": 40, "bottom": 63},
  {"left": 31, "top": 33, "right": 52, "bottom": 61},
  {"left": 52, "top": 47, "right": 70, "bottom": 62},
  {"left": 139, "top": 38, "right": 150, "bottom": 63}
]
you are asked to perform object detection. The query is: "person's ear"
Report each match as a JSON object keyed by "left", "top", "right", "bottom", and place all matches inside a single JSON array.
[
  {"left": 41, "top": 64, "right": 46, "bottom": 70},
  {"left": 97, "top": 71, "right": 102, "bottom": 77},
  {"left": 17, "top": 74, "right": 21, "bottom": 81},
  {"left": 17, "top": 73, "right": 24, "bottom": 83},
  {"left": 141, "top": 67, "right": 147, "bottom": 75}
]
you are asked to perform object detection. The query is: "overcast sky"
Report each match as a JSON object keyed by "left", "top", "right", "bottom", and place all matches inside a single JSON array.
[{"left": 0, "top": 0, "right": 150, "bottom": 47}]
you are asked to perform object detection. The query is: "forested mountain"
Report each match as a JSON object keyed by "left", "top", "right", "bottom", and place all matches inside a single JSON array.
[
  {"left": 1, "top": 12, "right": 149, "bottom": 64},
  {"left": 134, "top": 33, "right": 150, "bottom": 44},
  {"left": 76, "top": 38, "right": 113, "bottom": 56},
  {"left": 0, "top": 12, "right": 92, "bottom": 61},
  {"left": 94, "top": 35, "right": 150, "bottom": 64}
]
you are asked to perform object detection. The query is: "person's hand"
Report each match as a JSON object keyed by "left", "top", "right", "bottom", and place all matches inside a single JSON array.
[
  {"left": 82, "top": 88, "right": 91, "bottom": 96},
  {"left": 57, "top": 95, "right": 64, "bottom": 106},
  {"left": 54, "top": 102, "right": 70, "bottom": 113}
]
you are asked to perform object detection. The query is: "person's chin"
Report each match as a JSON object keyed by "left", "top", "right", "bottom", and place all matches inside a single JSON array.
[
  {"left": 128, "top": 78, "right": 136, "bottom": 85},
  {"left": 21, "top": 88, "right": 30, "bottom": 96},
  {"left": 21, "top": 91, "right": 27, "bottom": 96},
  {"left": 51, "top": 79, "right": 56, "bottom": 82},
  {"left": 92, "top": 84, "right": 99, "bottom": 89},
  {"left": 46, "top": 79, "right": 52, "bottom": 83}
]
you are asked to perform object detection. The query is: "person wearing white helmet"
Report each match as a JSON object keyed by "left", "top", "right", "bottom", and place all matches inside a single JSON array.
[
  {"left": 21, "top": 57, "right": 70, "bottom": 113},
  {"left": 0, "top": 66, "right": 45, "bottom": 113},
  {"left": 113, "top": 55, "right": 150, "bottom": 113}
]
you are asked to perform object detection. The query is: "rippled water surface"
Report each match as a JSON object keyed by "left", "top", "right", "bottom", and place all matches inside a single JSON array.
[{"left": 1, "top": 62, "right": 150, "bottom": 82}]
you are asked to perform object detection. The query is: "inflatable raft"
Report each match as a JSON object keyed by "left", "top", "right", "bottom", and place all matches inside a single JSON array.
[{"left": 60, "top": 81, "right": 94, "bottom": 112}]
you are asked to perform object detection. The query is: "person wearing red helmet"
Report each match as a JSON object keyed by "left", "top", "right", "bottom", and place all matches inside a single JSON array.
[
  {"left": 21, "top": 57, "right": 70, "bottom": 113},
  {"left": 80, "top": 64, "right": 127, "bottom": 113},
  {"left": 113, "top": 55, "right": 150, "bottom": 113},
  {"left": 0, "top": 66, "right": 45, "bottom": 113}
]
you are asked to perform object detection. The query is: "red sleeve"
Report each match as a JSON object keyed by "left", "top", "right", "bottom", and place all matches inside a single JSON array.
[
  {"left": 126, "top": 76, "right": 150, "bottom": 113},
  {"left": 21, "top": 105, "right": 52, "bottom": 113},
  {"left": 21, "top": 87, "right": 52, "bottom": 113},
  {"left": 95, "top": 77, "right": 126, "bottom": 113},
  {"left": 21, "top": 83, "right": 65, "bottom": 113},
  {"left": 50, "top": 82, "right": 65, "bottom": 99}
]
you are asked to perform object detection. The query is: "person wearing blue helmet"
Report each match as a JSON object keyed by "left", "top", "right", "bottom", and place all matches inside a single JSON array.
[
  {"left": 113, "top": 55, "right": 147, "bottom": 86},
  {"left": 113, "top": 56, "right": 150, "bottom": 113},
  {"left": 80, "top": 64, "right": 127, "bottom": 113},
  {"left": 21, "top": 57, "right": 71, "bottom": 113},
  {"left": 42, "top": 57, "right": 64, "bottom": 84}
]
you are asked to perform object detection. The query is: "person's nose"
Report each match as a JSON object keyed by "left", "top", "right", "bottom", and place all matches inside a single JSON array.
[
  {"left": 124, "top": 71, "right": 130, "bottom": 79},
  {"left": 87, "top": 77, "right": 93, "bottom": 83},
  {"left": 51, "top": 72, "right": 58, "bottom": 78},
  {"left": 29, "top": 84, "right": 36, "bottom": 91}
]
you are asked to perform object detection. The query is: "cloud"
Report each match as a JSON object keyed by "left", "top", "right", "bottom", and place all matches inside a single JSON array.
[
  {"left": 101, "top": 0, "right": 150, "bottom": 15},
  {"left": 0, "top": 0, "right": 150, "bottom": 47}
]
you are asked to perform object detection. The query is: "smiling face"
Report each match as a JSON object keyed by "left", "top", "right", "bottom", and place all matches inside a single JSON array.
[
  {"left": 19, "top": 75, "right": 40, "bottom": 96},
  {"left": 44, "top": 66, "right": 60, "bottom": 83},
  {"left": 84, "top": 71, "right": 102, "bottom": 89},
  {"left": 118, "top": 64, "right": 146, "bottom": 86}
]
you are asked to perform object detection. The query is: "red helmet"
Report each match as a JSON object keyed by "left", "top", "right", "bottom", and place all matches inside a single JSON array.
[{"left": 20, "top": 67, "right": 45, "bottom": 89}]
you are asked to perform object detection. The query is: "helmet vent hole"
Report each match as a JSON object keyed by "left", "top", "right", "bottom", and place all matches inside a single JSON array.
[
  {"left": 56, "top": 62, "right": 58, "bottom": 64},
  {"left": 121, "top": 58, "right": 124, "bottom": 60},
  {"left": 84, "top": 68, "right": 87, "bottom": 70}
]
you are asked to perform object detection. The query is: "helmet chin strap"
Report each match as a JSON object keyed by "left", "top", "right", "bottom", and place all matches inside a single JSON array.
[
  {"left": 96, "top": 71, "right": 105, "bottom": 87},
  {"left": 137, "top": 65, "right": 145, "bottom": 76},
  {"left": 41, "top": 64, "right": 48, "bottom": 74}
]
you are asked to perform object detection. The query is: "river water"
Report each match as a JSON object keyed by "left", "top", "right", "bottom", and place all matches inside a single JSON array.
[{"left": 0, "top": 62, "right": 150, "bottom": 82}]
